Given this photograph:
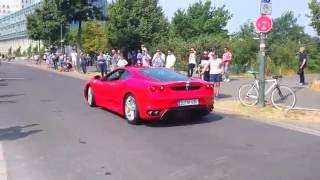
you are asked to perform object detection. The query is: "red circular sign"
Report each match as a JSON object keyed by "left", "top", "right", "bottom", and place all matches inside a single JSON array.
[{"left": 255, "top": 15, "right": 273, "bottom": 33}]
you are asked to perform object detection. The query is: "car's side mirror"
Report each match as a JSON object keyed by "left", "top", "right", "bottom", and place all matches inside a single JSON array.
[{"left": 93, "top": 75, "right": 101, "bottom": 80}]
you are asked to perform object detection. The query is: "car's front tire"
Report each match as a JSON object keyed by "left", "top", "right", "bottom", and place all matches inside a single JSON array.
[
  {"left": 87, "top": 86, "right": 96, "bottom": 107},
  {"left": 124, "top": 94, "right": 140, "bottom": 125}
]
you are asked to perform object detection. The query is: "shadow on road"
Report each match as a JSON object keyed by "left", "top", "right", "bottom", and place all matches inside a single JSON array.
[
  {"left": 0, "top": 100, "right": 16, "bottom": 104},
  {"left": 291, "top": 86, "right": 304, "bottom": 93},
  {"left": 0, "top": 94, "right": 24, "bottom": 104},
  {"left": 217, "top": 94, "right": 232, "bottom": 99},
  {"left": 0, "top": 124, "right": 43, "bottom": 141},
  {"left": 0, "top": 94, "right": 24, "bottom": 98},
  {"left": 99, "top": 107, "right": 224, "bottom": 127},
  {"left": 145, "top": 113, "right": 224, "bottom": 128},
  {"left": 0, "top": 82, "right": 8, "bottom": 86}
]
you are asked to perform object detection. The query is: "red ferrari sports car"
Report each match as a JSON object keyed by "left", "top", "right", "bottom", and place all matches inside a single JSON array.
[{"left": 84, "top": 67, "right": 214, "bottom": 124}]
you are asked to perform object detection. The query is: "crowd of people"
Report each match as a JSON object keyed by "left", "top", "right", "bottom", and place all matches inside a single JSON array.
[{"left": 32, "top": 44, "right": 234, "bottom": 97}]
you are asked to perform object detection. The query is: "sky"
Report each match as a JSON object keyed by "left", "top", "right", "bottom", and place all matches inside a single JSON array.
[{"left": 158, "top": 0, "right": 317, "bottom": 36}]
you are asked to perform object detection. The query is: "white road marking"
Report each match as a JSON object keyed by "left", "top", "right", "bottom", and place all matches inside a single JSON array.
[
  {"left": 263, "top": 121, "right": 320, "bottom": 137},
  {"left": 0, "top": 78, "right": 25, "bottom": 81},
  {"left": 0, "top": 143, "right": 8, "bottom": 180},
  {"left": 292, "top": 107, "right": 320, "bottom": 112}
]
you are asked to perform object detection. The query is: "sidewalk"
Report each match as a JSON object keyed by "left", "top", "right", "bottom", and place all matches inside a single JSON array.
[{"left": 12, "top": 59, "right": 100, "bottom": 80}]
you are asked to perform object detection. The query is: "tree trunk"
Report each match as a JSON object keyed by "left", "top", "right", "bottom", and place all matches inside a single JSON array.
[{"left": 76, "top": 20, "right": 82, "bottom": 71}]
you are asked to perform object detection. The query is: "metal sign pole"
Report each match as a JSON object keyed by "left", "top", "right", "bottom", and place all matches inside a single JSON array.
[
  {"left": 257, "top": 0, "right": 272, "bottom": 107},
  {"left": 258, "top": 32, "right": 266, "bottom": 107}
]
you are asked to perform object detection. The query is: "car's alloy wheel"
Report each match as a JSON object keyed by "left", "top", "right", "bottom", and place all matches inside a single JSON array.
[
  {"left": 87, "top": 87, "right": 96, "bottom": 107},
  {"left": 124, "top": 95, "right": 139, "bottom": 124}
]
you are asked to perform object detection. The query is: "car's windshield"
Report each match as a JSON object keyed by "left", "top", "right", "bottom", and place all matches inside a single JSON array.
[{"left": 139, "top": 68, "right": 190, "bottom": 82}]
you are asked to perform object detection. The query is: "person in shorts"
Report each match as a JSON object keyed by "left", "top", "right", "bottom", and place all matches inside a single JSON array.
[
  {"left": 222, "top": 47, "right": 233, "bottom": 82},
  {"left": 202, "top": 53, "right": 223, "bottom": 97}
]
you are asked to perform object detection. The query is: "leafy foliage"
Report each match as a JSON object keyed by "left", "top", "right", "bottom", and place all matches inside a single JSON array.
[
  {"left": 309, "top": 0, "right": 320, "bottom": 36},
  {"left": 106, "top": 0, "right": 169, "bottom": 50},
  {"left": 268, "top": 12, "right": 304, "bottom": 44},
  {"left": 14, "top": 47, "right": 22, "bottom": 57},
  {"left": 57, "top": 0, "right": 106, "bottom": 50},
  {"left": 171, "top": 0, "right": 232, "bottom": 40},
  {"left": 26, "top": 0, "right": 65, "bottom": 47},
  {"left": 81, "top": 20, "right": 107, "bottom": 54},
  {"left": 8, "top": 47, "right": 12, "bottom": 55}
]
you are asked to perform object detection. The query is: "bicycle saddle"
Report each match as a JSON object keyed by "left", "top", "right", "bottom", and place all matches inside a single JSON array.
[{"left": 272, "top": 75, "right": 282, "bottom": 79}]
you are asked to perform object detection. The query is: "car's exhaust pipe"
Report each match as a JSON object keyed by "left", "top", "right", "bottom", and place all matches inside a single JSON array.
[{"left": 147, "top": 110, "right": 161, "bottom": 116}]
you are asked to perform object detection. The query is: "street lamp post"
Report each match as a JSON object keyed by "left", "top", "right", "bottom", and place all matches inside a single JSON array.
[{"left": 60, "top": 23, "right": 64, "bottom": 53}]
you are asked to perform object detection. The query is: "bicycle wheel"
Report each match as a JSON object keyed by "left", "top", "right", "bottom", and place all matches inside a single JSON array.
[
  {"left": 238, "top": 84, "right": 259, "bottom": 106},
  {"left": 271, "top": 85, "right": 296, "bottom": 111}
]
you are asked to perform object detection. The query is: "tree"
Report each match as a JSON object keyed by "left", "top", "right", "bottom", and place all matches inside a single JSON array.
[
  {"left": 171, "top": 0, "right": 232, "bottom": 40},
  {"left": 27, "top": 45, "right": 33, "bottom": 57},
  {"left": 27, "top": 0, "right": 66, "bottom": 50},
  {"left": 268, "top": 12, "right": 304, "bottom": 44},
  {"left": 106, "top": 0, "right": 169, "bottom": 50},
  {"left": 82, "top": 20, "right": 107, "bottom": 54},
  {"left": 57, "top": 0, "right": 105, "bottom": 51},
  {"left": 26, "top": 8, "right": 43, "bottom": 50},
  {"left": 8, "top": 47, "right": 12, "bottom": 55},
  {"left": 309, "top": 0, "right": 320, "bottom": 36},
  {"left": 230, "top": 21, "right": 259, "bottom": 73},
  {"left": 14, "top": 47, "right": 22, "bottom": 57}
]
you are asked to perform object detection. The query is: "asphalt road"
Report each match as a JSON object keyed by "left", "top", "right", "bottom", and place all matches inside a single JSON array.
[{"left": 0, "top": 63, "right": 320, "bottom": 180}]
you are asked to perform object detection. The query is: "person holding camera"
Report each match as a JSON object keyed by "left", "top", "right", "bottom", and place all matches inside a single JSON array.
[{"left": 297, "top": 47, "right": 307, "bottom": 86}]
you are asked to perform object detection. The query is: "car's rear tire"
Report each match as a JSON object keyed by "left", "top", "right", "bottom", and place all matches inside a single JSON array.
[
  {"left": 87, "top": 86, "right": 96, "bottom": 107},
  {"left": 124, "top": 94, "right": 140, "bottom": 125}
]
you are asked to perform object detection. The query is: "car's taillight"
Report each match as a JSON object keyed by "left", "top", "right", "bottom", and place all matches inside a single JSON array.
[
  {"left": 205, "top": 84, "right": 214, "bottom": 88},
  {"left": 159, "top": 85, "right": 165, "bottom": 91},
  {"left": 149, "top": 86, "right": 157, "bottom": 92},
  {"left": 149, "top": 85, "right": 165, "bottom": 92}
]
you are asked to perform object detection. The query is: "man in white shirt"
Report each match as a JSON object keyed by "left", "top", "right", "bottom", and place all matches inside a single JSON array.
[
  {"left": 117, "top": 53, "right": 128, "bottom": 67},
  {"left": 188, "top": 48, "right": 197, "bottom": 77},
  {"left": 70, "top": 51, "right": 78, "bottom": 70},
  {"left": 165, "top": 49, "right": 176, "bottom": 70},
  {"left": 202, "top": 53, "right": 223, "bottom": 97},
  {"left": 152, "top": 49, "right": 165, "bottom": 62}
]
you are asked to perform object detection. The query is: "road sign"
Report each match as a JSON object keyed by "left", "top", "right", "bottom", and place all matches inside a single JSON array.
[
  {"left": 260, "top": 2, "right": 272, "bottom": 15},
  {"left": 255, "top": 15, "right": 273, "bottom": 33}
]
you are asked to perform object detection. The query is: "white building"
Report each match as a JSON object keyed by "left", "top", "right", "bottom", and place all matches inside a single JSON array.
[
  {"left": 0, "top": 2, "right": 40, "bottom": 54},
  {"left": 0, "top": 0, "right": 107, "bottom": 55},
  {"left": 0, "top": 0, "right": 21, "bottom": 18}
]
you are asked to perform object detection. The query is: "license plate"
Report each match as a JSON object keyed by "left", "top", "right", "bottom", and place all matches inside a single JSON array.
[{"left": 178, "top": 99, "right": 199, "bottom": 106}]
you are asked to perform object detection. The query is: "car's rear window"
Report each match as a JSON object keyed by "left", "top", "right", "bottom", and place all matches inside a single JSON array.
[{"left": 139, "top": 68, "right": 190, "bottom": 82}]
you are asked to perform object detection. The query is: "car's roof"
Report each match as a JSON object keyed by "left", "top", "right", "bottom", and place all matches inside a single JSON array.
[
  {"left": 123, "top": 66, "right": 149, "bottom": 71},
  {"left": 112, "top": 66, "right": 206, "bottom": 83}
]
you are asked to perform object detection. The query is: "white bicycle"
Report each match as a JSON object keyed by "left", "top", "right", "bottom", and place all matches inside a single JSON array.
[{"left": 238, "top": 71, "right": 296, "bottom": 111}]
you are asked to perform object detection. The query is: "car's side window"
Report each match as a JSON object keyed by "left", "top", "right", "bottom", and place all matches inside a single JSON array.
[
  {"left": 119, "top": 70, "right": 130, "bottom": 80},
  {"left": 105, "top": 69, "right": 127, "bottom": 81}
]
